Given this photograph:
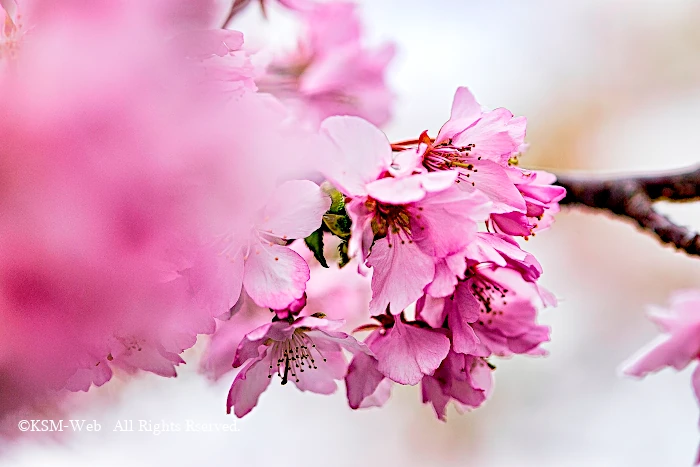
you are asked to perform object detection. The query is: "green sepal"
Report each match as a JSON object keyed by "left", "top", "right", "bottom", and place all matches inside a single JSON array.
[
  {"left": 338, "top": 240, "right": 351, "bottom": 269},
  {"left": 323, "top": 213, "right": 352, "bottom": 239},
  {"left": 304, "top": 228, "right": 328, "bottom": 268}
]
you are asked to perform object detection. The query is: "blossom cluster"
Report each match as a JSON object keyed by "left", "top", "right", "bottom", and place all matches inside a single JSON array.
[{"left": 0, "top": 0, "right": 565, "bottom": 431}]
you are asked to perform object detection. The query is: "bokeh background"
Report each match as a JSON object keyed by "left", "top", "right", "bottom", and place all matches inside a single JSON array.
[{"left": 4, "top": 0, "right": 700, "bottom": 465}]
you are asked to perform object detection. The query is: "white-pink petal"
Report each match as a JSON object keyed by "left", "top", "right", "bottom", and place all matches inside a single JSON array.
[
  {"left": 243, "top": 241, "right": 310, "bottom": 309},
  {"left": 320, "top": 116, "right": 392, "bottom": 197},
  {"left": 257, "top": 180, "right": 330, "bottom": 240},
  {"left": 366, "top": 171, "right": 457, "bottom": 205}
]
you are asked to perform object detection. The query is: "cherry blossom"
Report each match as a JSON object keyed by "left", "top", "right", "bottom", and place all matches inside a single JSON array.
[
  {"left": 623, "top": 290, "right": 700, "bottom": 464},
  {"left": 258, "top": 1, "right": 395, "bottom": 126},
  {"left": 227, "top": 314, "right": 371, "bottom": 417}
]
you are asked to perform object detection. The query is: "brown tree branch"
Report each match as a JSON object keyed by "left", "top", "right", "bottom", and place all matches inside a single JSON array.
[{"left": 554, "top": 165, "right": 700, "bottom": 257}]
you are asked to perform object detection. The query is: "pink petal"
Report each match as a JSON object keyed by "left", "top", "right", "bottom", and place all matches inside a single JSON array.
[
  {"left": 232, "top": 322, "right": 276, "bottom": 367},
  {"left": 422, "top": 375, "right": 450, "bottom": 421},
  {"left": 623, "top": 328, "right": 700, "bottom": 377},
  {"left": 389, "top": 146, "right": 424, "bottom": 178},
  {"left": 366, "top": 171, "right": 457, "bottom": 205},
  {"left": 346, "top": 352, "right": 389, "bottom": 409},
  {"left": 64, "top": 363, "right": 113, "bottom": 392},
  {"left": 345, "top": 198, "right": 375, "bottom": 262},
  {"left": 320, "top": 116, "right": 392, "bottom": 197},
  {"left": 227, "top": 355, "right": 272, "bottom": 418},
  {"left": 243, "top": 241, "right": 310, "bottom": 309},
  {"left": 411, "top": 187, "right": 491, "bottom": 258},
  {"left": 292, "top": 350, "right": 347, "bottom": 395},
  {"left": 436, "top": 87, "right": 482, "bottom": 144},
  {"left": 425, "top": 257, "right": 462, "bottom": 298},
  {"left": 307, "top": 329, "right": 374, "bottom": 356},
  {"left": 446, "top": 284, "right": 481, "bottom": 354},
  {"left": 0, "top": 0, "right": 17, "bottom": 23},
  {"left": 693, "top": 364, "right": 700, "bottom": 405},
  {"left": 359, "top": 377, "right": 393, "bottom": 409},
  {"left": 490, "top": 211, "right": 531, "bottom": 237},
  {"left": 416, "top": 295, "right": 447, "bottom": 328},
  {"left": 367, "top": 237, "right": 435, "bottom": 315},
  {"left": 452, "top": 108, "right": 519, "bottom": 159},
  {"left": 373, "top": 319, "right": 450, "bottom": 385},
  {"left": 257, "top": 180, "right": 330, "bottom": 240},
  {"left": 459, "top": 159, "right": 526, "bottom": 213},
  {"left": 467, "top": 356, "right": 493, "bottom": 393}
]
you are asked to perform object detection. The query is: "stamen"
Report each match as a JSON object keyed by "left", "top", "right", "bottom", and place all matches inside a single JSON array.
[
  {"left": 468, "top": 275, "right": 511, "bottom": 319},
  {"left": 267, "top": 328, "right": 326, "bottom": 386}
]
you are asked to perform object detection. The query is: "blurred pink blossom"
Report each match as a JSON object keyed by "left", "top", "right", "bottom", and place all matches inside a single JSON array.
[
  {"left": 623, "top": 290, "right": 700, "bottom": 464},
  {"left": 258, "top": 1, "right": 395, "bottom": 126},
  {"left": 0, "top": 0, "right": 322, "bottom": 428}
]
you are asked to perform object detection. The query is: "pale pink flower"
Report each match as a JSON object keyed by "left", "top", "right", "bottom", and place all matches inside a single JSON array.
[
  {"left": 199, "top": 292, "right": 273, "bottom": 381},
  {"left": 200, "top": 246, "right": 371, "bottom": 380},
  {"left": 258, "top": 2, "right": 395, "bottom": 126},
  {"left": 215, "top": 179, "right": 330, "bottom": 310},
  {"left": 624, "top": 290, "right": 700, "bottom": 379},
  {"left": 227, "top": 314, "right": 371, "bottom": 417},
  {"left": 623, "top": 290, "right": 700, "bottom": 464},
  {"left": 421, "top": 351, "right": 493, "bottom": 421}
]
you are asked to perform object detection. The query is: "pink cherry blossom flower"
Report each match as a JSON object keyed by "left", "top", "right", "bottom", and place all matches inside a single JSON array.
[
  {"left": 419, "top": 263, "right": 552, "bottom": 357},
  {"left": 199, "top": 291, "right": 273, "bottom": 381},
  {"left": 392, "top": 87, "right": 527, "bottom": 214},
  {"left": 215, "top": 179, "right": 330, "bottom": 310},
  {"left": 622, "top": 290, "right": 700, "bottom": 464},
  {"left": 320, "top": 116, "right": 491, "bottom": 314},
  {"left": 489, "top": 169, "right": 566, "bottom": 237},
  {"left": 227, "top": 314, "right": 371, "bottom": 417},
  {"left": 623, "top": 290, "right": 700, "bottom": 379},
  {"left": 200, "top": 246, "right": 371, "bottom": 380},
  {"left": 258, "top": 2, "right": 395, "bottom": 126},
  {"left": 421, "top": 351, "right": 493, "bottom": 421}
]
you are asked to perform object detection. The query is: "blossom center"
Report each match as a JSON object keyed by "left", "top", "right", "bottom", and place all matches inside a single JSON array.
[
  {"left": 423, "top": 140, "right": 480, "bottom": 187},
  {"left": 365, "top": 198, "right": 412, "bottom": 245},
  {"left": 467, "top": 274, "right": 510, "bottom": 326},
  {"left": 267, "top": 328, "right": 326, "bottom": 385}
]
